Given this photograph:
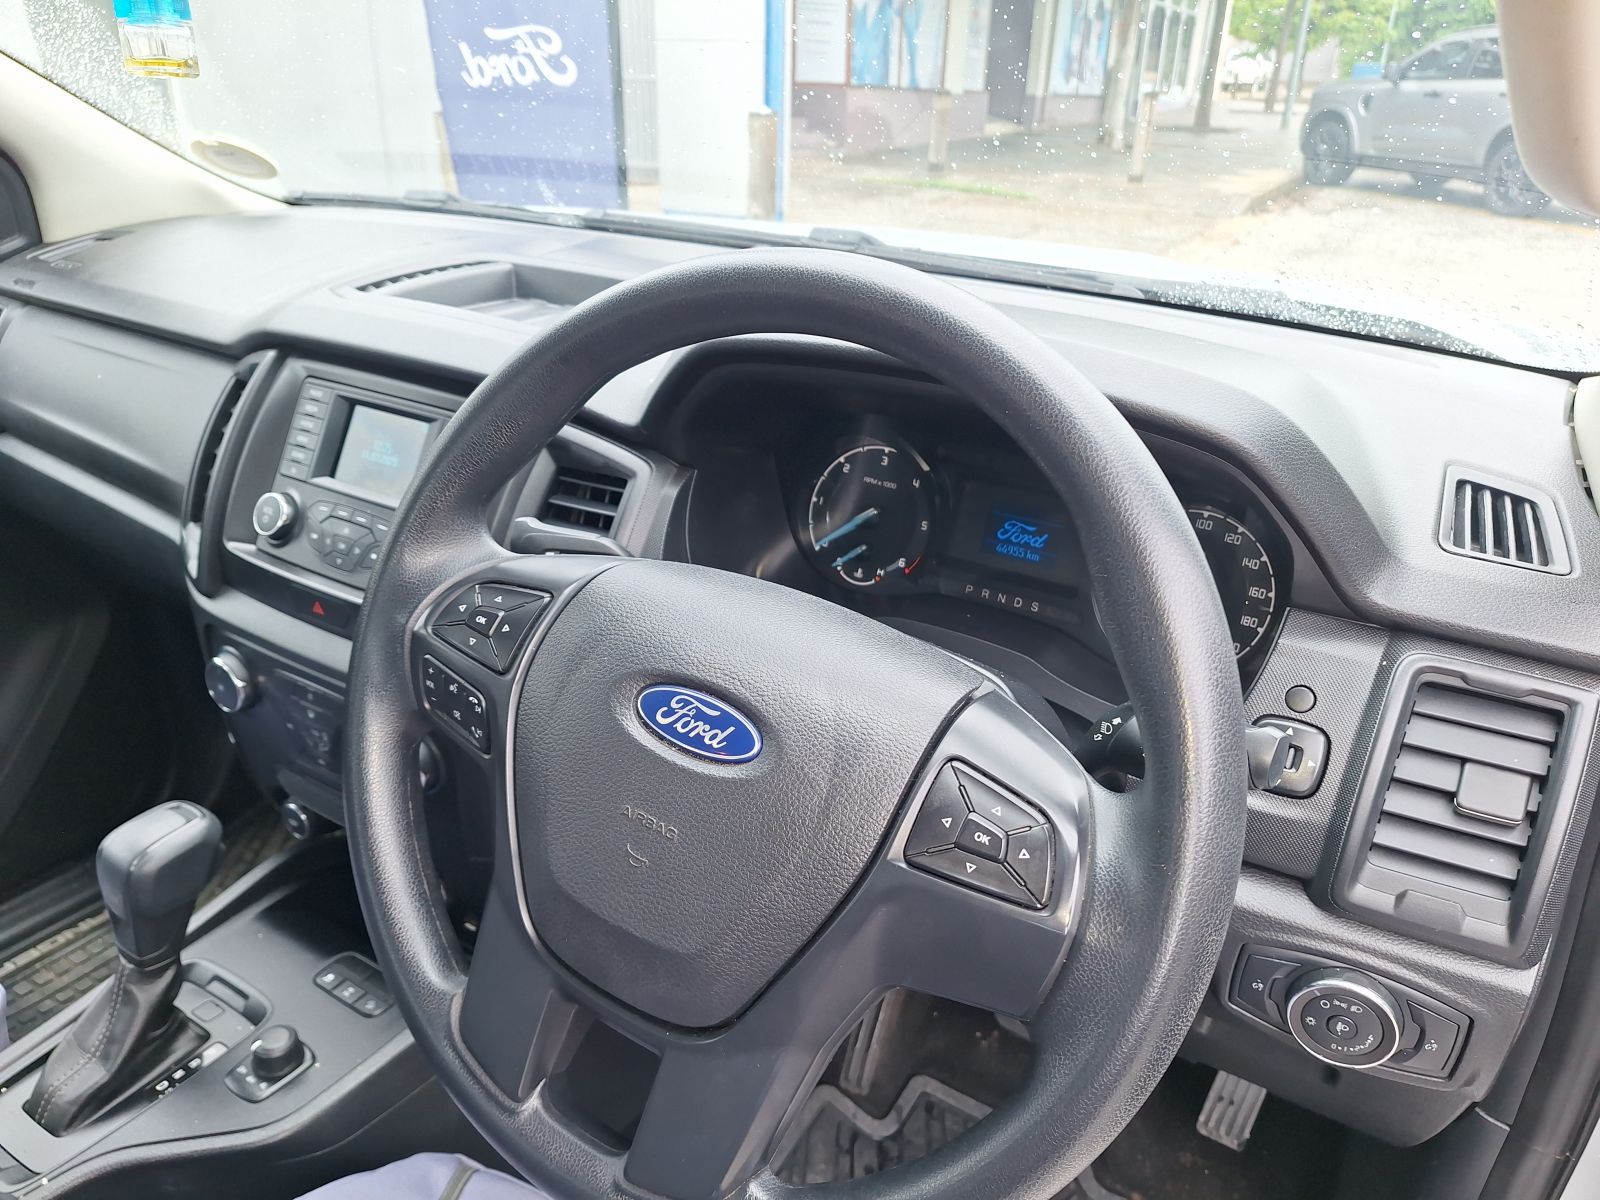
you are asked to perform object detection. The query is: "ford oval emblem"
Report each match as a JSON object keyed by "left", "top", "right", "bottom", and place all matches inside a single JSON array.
[{"left": 636, "top": 685, "right": 762, "bottom": 764}]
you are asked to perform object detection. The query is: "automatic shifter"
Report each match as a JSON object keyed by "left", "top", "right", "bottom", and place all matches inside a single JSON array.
[{"left": 24, "top": 801, "right": 221, "bottom": 1135}]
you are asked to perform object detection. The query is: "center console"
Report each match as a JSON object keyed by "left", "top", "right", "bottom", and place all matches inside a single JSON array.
[{"left": 179, "top": 353, "right": 665, "bottom": 844}]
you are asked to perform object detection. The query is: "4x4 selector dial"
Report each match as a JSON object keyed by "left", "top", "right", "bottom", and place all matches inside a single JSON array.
[
  {"left": 252, "top": 491, "right": 299, "bottom": 544},
  {"left": 1284, "top": 967, "right": 1404, "bottom": 1069}
]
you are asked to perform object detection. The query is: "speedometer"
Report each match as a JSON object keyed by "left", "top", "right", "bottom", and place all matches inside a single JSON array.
[{"left": 1186, "top": 507, "right": 1277, "bottom": 657}]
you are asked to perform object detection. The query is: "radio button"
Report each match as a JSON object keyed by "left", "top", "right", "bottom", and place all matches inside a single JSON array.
[{"left": 310, "top": 501, "right": 334, "bottom": 522}]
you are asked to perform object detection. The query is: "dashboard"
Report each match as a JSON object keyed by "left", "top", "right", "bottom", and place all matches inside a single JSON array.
[{"left": 0, "top": 205, "right": 1597, "bottom": 1160}]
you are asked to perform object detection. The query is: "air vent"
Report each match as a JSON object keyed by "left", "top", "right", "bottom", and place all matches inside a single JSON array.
[
  {"left": 355, "top": 262, "right": 494, "bottom": 293},
  {"left": 181, "top": 351, "right": 277, "bottom": 592},
  {"left": 1438, "top": 465, "right": 1569, "bottom": 574},
  {"left": 541, "top": 467, "right": 628, "bottom": 535}
]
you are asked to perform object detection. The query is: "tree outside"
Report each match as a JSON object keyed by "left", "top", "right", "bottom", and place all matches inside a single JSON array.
[{"left": 1231, "top": 0, "right": 1497, "bottom": 76}]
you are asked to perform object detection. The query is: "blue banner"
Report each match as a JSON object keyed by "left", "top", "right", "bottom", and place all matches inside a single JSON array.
[{"left": 422, "top": 0, "right": 622, "bottom": 209}]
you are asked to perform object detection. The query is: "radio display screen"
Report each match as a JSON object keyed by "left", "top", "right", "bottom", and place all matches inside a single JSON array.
[
  {"left": 948, "top": 481, "right": 1079, "bottom": 587},
  {"left": 332, "top": 405, "right": 431, "bottom": 504}
]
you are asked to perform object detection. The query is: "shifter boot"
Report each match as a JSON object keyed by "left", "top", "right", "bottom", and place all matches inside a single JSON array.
[{"left": 24, "top": 960, "right": 205, "bottom": 1134}]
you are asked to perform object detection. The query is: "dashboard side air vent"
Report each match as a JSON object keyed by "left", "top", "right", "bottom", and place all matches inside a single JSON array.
[
  {"left": 181, "top": 351, "right": 279, "bottom": 594},
  {"left": 1438, "top": 465, "right": 1570, "bottom": 574},
  {"left": 541, "top": 466, "right": 629, "bottom": 536},
  {"left": 1335, "top": 656, "right": 1593, "bottom": 964}
]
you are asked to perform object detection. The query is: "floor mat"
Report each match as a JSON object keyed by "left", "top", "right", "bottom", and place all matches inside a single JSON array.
[
  {"left": 1, "top": 804, "right": 293, "bottom": 1042},
  {"left": 773, "top": 1074, "right": 992, "bottom": 1185},
  {"left": 1091, "top": 1058, "right": 1346, "bottom": 1200}
]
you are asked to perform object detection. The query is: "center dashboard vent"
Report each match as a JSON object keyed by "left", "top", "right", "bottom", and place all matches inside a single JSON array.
[
  {"left": 541, "top": 466, "right": 629, "bottom": 536},
  {"left": 1338, "top": 657, "right": 1591, "bottom": 964},
  {"left": 1438, "top": 465, "right": 1570, "bottom": 574}
]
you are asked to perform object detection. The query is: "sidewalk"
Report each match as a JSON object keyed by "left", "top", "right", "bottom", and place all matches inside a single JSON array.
[{"left": 783, "top": 98, "right": 1306, "bottom": 258}]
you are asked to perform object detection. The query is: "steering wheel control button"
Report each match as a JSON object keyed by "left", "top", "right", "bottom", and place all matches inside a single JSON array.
[
  {"left": 468, "top": 606, "right": 503, "bottom": 635},
  {"left": 436, "top": 585, "right": 481, "bottom": 626},
  {"left": 478, "top": 585, "right": 544, "bottom": 611},
  {"left": 1003, "top": 824, "right": 1053, "bottom": 902},
  {"left": 955, "top": 813, "right": 1007, "bottom": 862},
  {"left": 953, "top": 763, "right": 1041, "bottom": 832},
  {"left": 914, "top": 849, "right": 1037, "bottom": 907},
  {"left": 420, "top": 656, "right": 490, "bottom": 752},
  {"left": 904, "top": 766, "right": 968, "bottom": 854},
  {"left": 487, "top": 599, "right": 547, "bottom": 667},
  {"left": 436, "top": 622, "right": 499, "bottom": 670},
  {"left": 1230, "top": 952, "right": 1302, "bottom": 1028},
  {"left": 1254, "top": 717, "right": 1330, "bottom": 798},
  {"left": 431, "top": 584, "right": 551, "bottom": 672},
  {"left": 1284, "top": 968, "right": 1404, "bottom": 1069}
]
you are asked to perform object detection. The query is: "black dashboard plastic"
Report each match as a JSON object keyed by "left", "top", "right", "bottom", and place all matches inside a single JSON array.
[{"left": 0, "top": 205, "right": 1596, "bottom": 1158}]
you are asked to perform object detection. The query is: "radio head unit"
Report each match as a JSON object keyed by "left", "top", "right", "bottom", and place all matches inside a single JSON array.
[{"left": 252, "top": 378, "right": 445, "bottom": 586}]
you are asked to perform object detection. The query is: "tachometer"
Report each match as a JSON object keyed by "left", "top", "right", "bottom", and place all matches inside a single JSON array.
[
  {"left": 1187, "top": 507, "right": 1277, "bottom": 657},
  {"left": 807, "top": 444, "right": 933, "bottom": 587}
]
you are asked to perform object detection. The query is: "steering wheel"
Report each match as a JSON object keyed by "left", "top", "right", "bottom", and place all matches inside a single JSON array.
[{"left": 344, "top": 250, "right": 1247, "bottom": 1200}]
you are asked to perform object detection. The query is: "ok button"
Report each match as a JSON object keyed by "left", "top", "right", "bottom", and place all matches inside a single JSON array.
[{"left": 955, "top": 814, "right": 1007, "bottom": 863}]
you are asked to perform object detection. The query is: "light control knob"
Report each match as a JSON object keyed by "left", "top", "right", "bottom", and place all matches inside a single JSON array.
[
  {"left": 1284, "top": 967, "right": 1404, "bottom": 1069},
  {"left": 252, "top": 491, "right": 299, "bottom": 544},
  {"left": 204, "top": 647, "right": 255, "bottom": 714}
]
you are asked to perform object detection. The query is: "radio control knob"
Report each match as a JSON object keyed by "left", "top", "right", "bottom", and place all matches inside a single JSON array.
[
  {"left": 205, "top": 647, "right": 255, "bottom": 714},
  {"left": 252, "top": 491, "right": 299, "bottom": 544},
  {"left": 1284, "top": 967, "right": 1404, "bottom": 1069}
]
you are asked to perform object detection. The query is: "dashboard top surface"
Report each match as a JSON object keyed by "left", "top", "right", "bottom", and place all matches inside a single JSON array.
[{"left": 0, "top": 204, "right": 1594, "bottom": 677}]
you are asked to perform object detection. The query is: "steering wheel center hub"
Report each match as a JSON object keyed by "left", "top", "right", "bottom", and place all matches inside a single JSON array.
[{"left": 510, "top": 559, "right": 978, "bottom": 1028}]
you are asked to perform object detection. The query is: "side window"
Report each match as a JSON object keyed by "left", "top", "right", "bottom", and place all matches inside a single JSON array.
[
  {"left": 1471, "top": 44, "right": 1502, "bottom": 80},
  {"left": 1404, "top": 41, "right": 1475, "bottom": 81}
]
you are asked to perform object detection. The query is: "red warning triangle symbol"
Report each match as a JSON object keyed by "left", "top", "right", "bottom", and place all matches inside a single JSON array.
[{"left": 311, "top": 600, "right": 326, "bottom": 616}]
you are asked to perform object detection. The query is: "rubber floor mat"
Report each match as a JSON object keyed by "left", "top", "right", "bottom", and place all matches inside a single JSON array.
[
  {"left": 1, "top": 804, "right": 294, "bottom": 1042},
  {"left": 773, "top": 1074, "right": 992, "bottom": 1185}
]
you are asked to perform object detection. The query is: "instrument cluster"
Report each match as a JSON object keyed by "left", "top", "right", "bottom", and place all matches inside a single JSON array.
[{"left": 793, "top": 425, "right": 1287, "bottom": 667}]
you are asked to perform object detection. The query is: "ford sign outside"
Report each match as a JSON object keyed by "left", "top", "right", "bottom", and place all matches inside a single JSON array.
[{"left": 636, "top": 685, "right": 762, "bottom": 764}]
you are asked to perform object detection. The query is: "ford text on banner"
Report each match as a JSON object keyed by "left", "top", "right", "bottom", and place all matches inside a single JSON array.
[{"left": 422, "top": 0, "right": 623, "bottom": 208}]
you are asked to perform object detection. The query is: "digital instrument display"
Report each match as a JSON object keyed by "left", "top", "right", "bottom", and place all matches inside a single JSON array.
[
  {"left": 948, "top": 481, "right": 1079, "bottom": 588},
  {"left": 332, "top": 405, "right": 431, "bottom": 503}
]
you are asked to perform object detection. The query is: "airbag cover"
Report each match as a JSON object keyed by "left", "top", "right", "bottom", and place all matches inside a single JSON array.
[{"left": 513, "top": 559, "right": 978, "bottom": 1027}]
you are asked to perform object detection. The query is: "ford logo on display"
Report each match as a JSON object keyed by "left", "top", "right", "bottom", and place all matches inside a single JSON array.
[{"left": 636, "top": 685, "right": 762, "bottom": 764}]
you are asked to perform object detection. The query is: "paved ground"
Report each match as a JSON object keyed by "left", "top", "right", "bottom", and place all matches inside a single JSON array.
[{"left": 775, "top": 97, "right": 1600, "bottom": 363}]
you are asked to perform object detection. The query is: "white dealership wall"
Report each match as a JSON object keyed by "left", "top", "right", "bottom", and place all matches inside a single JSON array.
[{"left": 650, "top": 0, "right": 771, "bottom": 215}]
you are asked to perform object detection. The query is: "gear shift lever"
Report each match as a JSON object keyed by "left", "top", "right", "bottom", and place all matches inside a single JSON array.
[{"left": 25, "top": 801, "right": 220, "bottom": 1134}]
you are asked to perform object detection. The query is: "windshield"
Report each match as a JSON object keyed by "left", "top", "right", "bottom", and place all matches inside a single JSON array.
[{"left": 5, "top": 0, "right": 1597, "bottom": 369}]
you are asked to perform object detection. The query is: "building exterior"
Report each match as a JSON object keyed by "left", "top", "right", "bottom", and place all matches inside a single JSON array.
[{"left": 790, "top": 0, "right": 1227, "bottom": 153}]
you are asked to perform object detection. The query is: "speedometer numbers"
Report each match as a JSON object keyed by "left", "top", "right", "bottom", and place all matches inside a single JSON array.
[
  {"left": 1186, "top": 507, "right": 1278, "bottom": 658},
  {"left": 807, "top": 444, "right": 934, "bottom": 588}
]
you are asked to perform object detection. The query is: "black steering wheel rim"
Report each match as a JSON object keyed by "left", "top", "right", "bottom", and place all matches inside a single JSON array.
[{"left": 344, "top": 249, "right": 1247, "bottom": 1200}]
